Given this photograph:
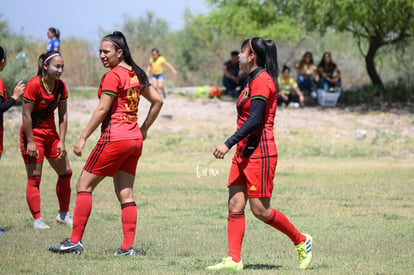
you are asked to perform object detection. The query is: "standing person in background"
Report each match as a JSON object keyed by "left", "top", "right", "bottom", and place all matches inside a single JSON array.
[
  {"left": 0, "top": 46, "right": 26, "bottom": 235},
  {"left": 207, "top": 37, "right": 313, "bottom": 271},
  {"left": 49, "top": 31, "right": 163, "bottom": 255},
  {"left": 146, "top": 48, "right": 177, "bottom": 99},
  {"left": 20, "top": 51, "right": 73, "bottom": 230},
  {"left": 294, "top": 51, "right": 318, "bottom": 94},
  {"left": 222, "top": 50, "right": 249, "bottom": 98},
  {"left": 317, "top": 52, "right": 341, "bottom": 92},
  {"left": 278, "top": 65, "right": 305, "bottom": 107},
  {"left": 47, "top": 27, "right": 60, "bottom": 52}
]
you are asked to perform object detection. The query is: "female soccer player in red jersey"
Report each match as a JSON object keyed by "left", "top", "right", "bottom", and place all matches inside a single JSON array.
[
  {"left": 0, "top": 46, "right": 25, "bottom": 235},
  {"left": 207, "top": 37, "right": 313, "bottom": 271},
  {"left": 49, "top": 31, "right": 163, "bottom": 255},
  {"left": 20, "top": 51, "right": 73, "bottom": 230}
]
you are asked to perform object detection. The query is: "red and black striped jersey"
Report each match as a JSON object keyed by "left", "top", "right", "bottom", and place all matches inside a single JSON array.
[
  {"left": 23, "top": 76, "right": 68, "bottom": 129},
  {"left": 236, "top": 70, "right": 278, "bottom": 158},
  {"left": 97, "top": 66, "right": 144, "bottom": 143}
]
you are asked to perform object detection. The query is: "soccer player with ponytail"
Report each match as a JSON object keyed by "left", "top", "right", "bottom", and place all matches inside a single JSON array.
[
  {"left": 49, "top": 31, "right": 163, "bottom": 255},
  {"left": 207, "top": 37, "right": 313, "bottom": 271},
  {"left": 21, "top": 51, "right": 73, "bottom": 229}
]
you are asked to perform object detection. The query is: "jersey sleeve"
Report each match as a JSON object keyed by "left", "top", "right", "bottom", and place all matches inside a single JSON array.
[
  {"left": 59, "top": 80, "right": 69, "bottom": 101},
  {"left": 0, "top": 78, "right": 5, "bottom": 98},
  {"left": 289, "top": 78, "right": 298, "bottom": 89},
  {"left": 100, "top": 70, "right": 120, "bottom": 97},
  {"left": 159, "top": 56, "right": 166, "bottom": 65},
  {"left": 250, "top": 77, "right": 272, "bottom": 102},
  {"left": 23, "top": 78, "right": 39, "bottom": 104}
]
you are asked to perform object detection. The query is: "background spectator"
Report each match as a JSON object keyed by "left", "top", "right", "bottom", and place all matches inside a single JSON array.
[{"left": 278, "top": 65, "right": 304, "bottom": 107}]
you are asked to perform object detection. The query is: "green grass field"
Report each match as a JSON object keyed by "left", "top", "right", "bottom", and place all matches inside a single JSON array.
[{"left": 0, "top": 95, "right": 413, "bottom": 274}]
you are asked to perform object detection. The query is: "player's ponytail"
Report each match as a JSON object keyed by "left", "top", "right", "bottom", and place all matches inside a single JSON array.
[
  {"left": 242, "top": 37, "right": 279, "bottom": 85},
  {"left": 0, "top": 46, "right": 6, "bottom": 61},
  {"left": 103, "top": 31, "right": 150, "bottom": 89}
]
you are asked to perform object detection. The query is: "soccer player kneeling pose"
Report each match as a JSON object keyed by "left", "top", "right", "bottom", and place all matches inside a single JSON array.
[
  {"left": 49, "top": 31, "right": 163, "bottom": 255},
  {"left": 21, "top": 51, "right": 73, "bottom": 229},
  {"left": 207, "top": 37, "right": 313, "bottom": 271}
]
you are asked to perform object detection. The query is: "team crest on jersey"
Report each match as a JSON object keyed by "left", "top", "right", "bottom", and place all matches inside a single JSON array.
[
  {"left": 130, "top": 76, "right": 138, "bottom": 84},
  {"left": 39, "top": 99, "right": 47, "bottom": 105},
  {"left": 243, "top": 87, "right": 249, "bottom": 98}
]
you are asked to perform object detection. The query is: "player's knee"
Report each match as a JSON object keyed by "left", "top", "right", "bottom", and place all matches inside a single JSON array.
[{"left": 59, "top": 169, "right": 72, "bottom": 179}]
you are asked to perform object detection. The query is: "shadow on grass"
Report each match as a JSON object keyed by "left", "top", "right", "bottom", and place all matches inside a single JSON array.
[{"left": 244, "top": 263, "right": 283, "bottom": 270}]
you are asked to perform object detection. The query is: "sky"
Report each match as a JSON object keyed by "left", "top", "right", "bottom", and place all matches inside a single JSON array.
[{"left": 1, "top": 0, "right": 209, "bottom": 43}]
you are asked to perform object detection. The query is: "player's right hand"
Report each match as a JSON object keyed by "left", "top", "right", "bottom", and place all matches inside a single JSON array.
[{"left": 73, "top": 137, "right": 86, "bottom": 157}]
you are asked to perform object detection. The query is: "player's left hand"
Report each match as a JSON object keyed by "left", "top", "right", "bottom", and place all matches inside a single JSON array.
[
  {"left": 213, "top": 143, "right": 229, "bottom": 159},
  {"left": 57, "top": 142, "right": 66, "bottom": 159}
]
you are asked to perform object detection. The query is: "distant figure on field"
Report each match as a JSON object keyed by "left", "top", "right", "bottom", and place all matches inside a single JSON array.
[
  {"left": 294, "top": 51, "right": 318, "bottom": 94},
  {"left": 222, "top": 50, "right": 248, "bottom": 98},
  {"left": 317, "top": 52, "right": 341, "bottom": 92},
  {"left": 278, "top": 65, "right": 304, "bottom": 107},
  {"left": 146, "top": 48, "right": 177, "bottom": 99},
  {"left": 15, "top": 46, "right": 28, "bottom": 63},
  {"left": 47, "top": 27, "right": 60, "bottom": 52}
]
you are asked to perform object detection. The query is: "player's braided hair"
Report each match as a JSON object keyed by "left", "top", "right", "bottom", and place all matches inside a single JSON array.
[
  {"left": 103, "top": 31, "right": 150, "bottom": 89},
  {"left": 241, "top": 37, "right": 279, "bottom": 85}
]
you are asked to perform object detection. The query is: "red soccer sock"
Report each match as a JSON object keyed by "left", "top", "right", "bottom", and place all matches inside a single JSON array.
[
  {"left": 56, "top": 170, "right": 72, "bottom": 212},
  {"left": 227, "top": 212, "right": 245, "bottom": 263},
  {"left": 265, "top": 209, "right": 306, "bottom": 245},
  {"left": 26, "top": 176, "right": 41, "bottom": 219},
  {"left": 70, "top": 192, "right": 92, "bottom": 243},
  {"left": 121, "top": 202, "right": 137, "bottom": 250}
]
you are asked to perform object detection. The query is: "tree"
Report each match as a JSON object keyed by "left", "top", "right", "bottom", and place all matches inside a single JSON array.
[
  {"left": 300, "top": 0, "right": 414, "bottom": 89},
  {"left": 207, "top": 0, "right": 414, "bottom": 89},
  {"left": 206, "top": 0, "right": 302, "bottom": 41}
]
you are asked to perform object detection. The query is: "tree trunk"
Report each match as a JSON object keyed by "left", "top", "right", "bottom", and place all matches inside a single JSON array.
[{"left": 365, "top": 35, "right": 384, "bottom": 92}]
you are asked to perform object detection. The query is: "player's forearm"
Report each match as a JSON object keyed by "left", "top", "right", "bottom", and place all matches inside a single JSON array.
[
  {"left": 141, "top": 100, "right": 163, "bottom": 132},
  {"left": 22, "top": 113, "right": 35, "bottom": 142},
  {"left": 80, "top": 108, "right": 106, "bottom": 140}
]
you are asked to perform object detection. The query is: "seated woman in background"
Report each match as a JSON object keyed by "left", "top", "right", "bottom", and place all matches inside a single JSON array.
[
  {"left": 278, "top": 65, "right": 304, "bottom": 107},
  {"left": 317, "top": 52, "right": 341, "bottom": 92},
  {"left": 295, "top": 51, "right": 318, "bottom": 94}
]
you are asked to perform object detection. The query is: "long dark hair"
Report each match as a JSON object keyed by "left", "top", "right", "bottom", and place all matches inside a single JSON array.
[
  {"left": 0, "top": 46, "right": 6, "bottom": 61},
  {"left": 318, "top": 51, "right": 336, "bottom": 70},
  {"left": 241, "top": 37, "right": 279, "bottom": 84},
  {"left": 37, "top": 51, "right": 61, "bottom": 76},
  {"left": 103, "top": 31, "right": 149, "bottom": 89}
]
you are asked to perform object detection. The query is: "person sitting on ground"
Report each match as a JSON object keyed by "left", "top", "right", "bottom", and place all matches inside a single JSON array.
[
  {"left": 294, "top": 51, "right": 318, "bottom": 94},
  {"left": 222, "top": 50, "right": 248, "bottom": 98},
  {"left": 317, "top": 52, "right": 341, "bottom": 92},
  {"left": 277, "top": 65, "right": 304, "bottom": 107}
]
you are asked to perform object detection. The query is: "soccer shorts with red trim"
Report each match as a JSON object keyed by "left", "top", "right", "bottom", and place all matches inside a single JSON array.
[
  {"left": 20, "top": 127, "right": 60, "bottom": 164},
  {"left": 228, "top": 154, "right": 277, "bottom": 198},
  {"left": 84, "top": 139, "right": 143, "bottom": 177}
]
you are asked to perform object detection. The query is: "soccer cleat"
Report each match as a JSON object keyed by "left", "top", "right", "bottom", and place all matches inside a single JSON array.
[
  {"left": 49, "top": 239, "right": 84, "bottom": 254},
  {"left": 0, "top": 228, "right": 4, "bottom": 235},
  {"left": 206, "top": 256, "right": 243, "bottom": 271},
  {"left": 113, "top": 247, "right": 136, "bottom": 256},
  {"left": 56, "top": 211, "right": 73, "bottom": 227},
  {"left": 33, "top": 218, "right": 50, "bottom": 230},
  {"left": 295, "top": 233, "right": 313, "bottom": 270}
]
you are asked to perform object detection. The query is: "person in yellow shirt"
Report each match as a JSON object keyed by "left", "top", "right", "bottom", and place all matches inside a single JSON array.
[
  {"left": 278, "top": 65, "right": 304, "bottom": 107},
  {"left": 146, "top": 48, "right": 177, "bottom": 98}
]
